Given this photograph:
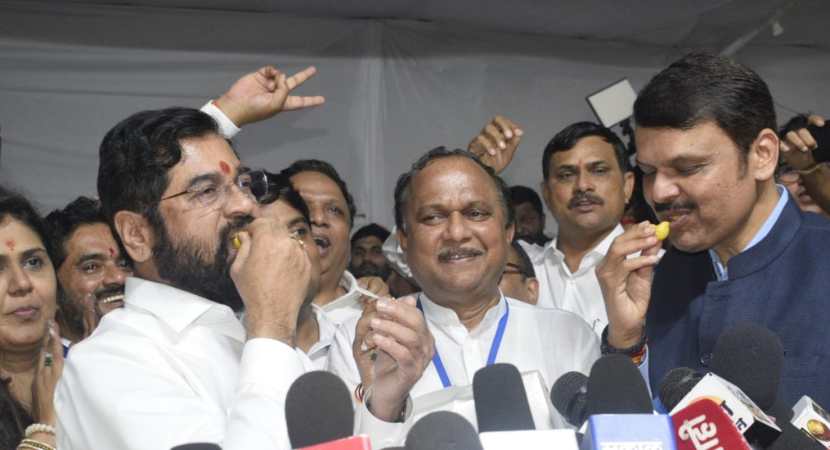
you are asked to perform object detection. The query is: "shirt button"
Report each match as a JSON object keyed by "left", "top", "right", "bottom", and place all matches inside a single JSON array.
[{"left": 699, "top": 353, "right": 712, "bottom": 366}]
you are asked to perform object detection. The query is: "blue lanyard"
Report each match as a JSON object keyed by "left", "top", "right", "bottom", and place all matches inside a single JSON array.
[{"left": 416, "top": 296, "right": 510, "bottom": 388}]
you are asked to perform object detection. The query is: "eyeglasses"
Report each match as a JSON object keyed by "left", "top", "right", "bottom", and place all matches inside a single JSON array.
[{"left": 160, "top": 172, "right": 255, "bottom": 208}]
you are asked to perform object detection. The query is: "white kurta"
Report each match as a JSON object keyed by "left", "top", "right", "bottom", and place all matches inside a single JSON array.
[
  {"left": 522, "top": 224, "right": 625, "bottom": 336},
  {"left": 55, "top": 277, "right": 310, "bottom": 450},
  {"left": 338, "top": 293, "right": 600, "bottom": 448}
]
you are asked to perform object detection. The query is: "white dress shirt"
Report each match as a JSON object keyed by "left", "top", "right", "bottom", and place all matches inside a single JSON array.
[
  {"left": 339, "top": 292, "right": 600, "bottom": 448},
  {"left": 56, "top": 277, "right": 310, "bottom": 450},
  {"left": 320, "top": 270, "right": 366, "bottom": 326},
  {"left": 308, "top": 304, "right": 360, "bottom": 379},
  {"left": 523, "top": 224, "right": 625, "bottom": 335}
]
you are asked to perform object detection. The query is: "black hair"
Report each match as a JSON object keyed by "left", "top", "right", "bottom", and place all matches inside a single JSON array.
[
  {"left": 43, "top": 196, "right": 110, "bottom": 269},
  {"left": 394, "top": 147, "right": 514, "bottom": 232},
  {"left": 510, "top": 240, "right": 536, "bottom": 279},
  {"left": 351, "top": 223, "right": 391, "bottom": 247},
  {"left": 509, "top": 185, "right": 544, "bottom": 216},
  {"left": 281, "top": 159, "right": 356, "bottom": 228},
  {"left": 0, "top": 185, "right": 41, "bottom": 448},
  {"left": 97, "top": 107, "right": 221, "bottom": 225},
  {"left": 542, "top": 121, "right": 629, "bottom": 180},
  {"left": 0, "top": 186, "right": 51, "bottom": 257},
  {"left": 258, "top": 170, "right": 311, "bottom": 225},
  {"left": 633, "top": 52, "right": 776, "bottom": 159}
]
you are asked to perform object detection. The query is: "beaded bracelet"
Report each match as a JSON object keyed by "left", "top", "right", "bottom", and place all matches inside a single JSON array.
[{"left": 24, "top": 423, "right": 56, "bottom": 438}]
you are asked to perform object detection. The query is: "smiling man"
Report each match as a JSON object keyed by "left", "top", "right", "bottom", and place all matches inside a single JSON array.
[
  {"left": 596, "top": 53, "right": 830, "bottom": 409},
  {"left": 282, "top": 160, "right": 387, "bottom": 325},
  {"left": 353, "top": 148, "right": 598, "bottom": 447},
  {"left": 44, "top": 196, "right": 132, "bottom": 344}
]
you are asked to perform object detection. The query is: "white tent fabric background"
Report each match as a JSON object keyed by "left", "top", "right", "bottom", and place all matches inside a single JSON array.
[{"left": 1, "top": 1, "right": 828, "bottom": 231}]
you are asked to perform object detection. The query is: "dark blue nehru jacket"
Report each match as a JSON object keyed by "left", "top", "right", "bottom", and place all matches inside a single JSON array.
[{"left": 646, "top": 196, "right": 830, "bottom": 407}]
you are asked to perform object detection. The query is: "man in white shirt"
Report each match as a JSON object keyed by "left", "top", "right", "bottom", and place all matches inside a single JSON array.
[
  {"left": 281, "top": 159, "right": 388, "bottom": 325},
  {"left": 529, "top": 122, "right": 635, "bottom": 334},
  {"left": 56, "top": 75, "right": 321, "bottom": 449},
  {"left": 256, "top": 169, "right": 358, "bottom": 376},
  {"left": 346, "top": 148, "right": 599, "bottom": 448}
]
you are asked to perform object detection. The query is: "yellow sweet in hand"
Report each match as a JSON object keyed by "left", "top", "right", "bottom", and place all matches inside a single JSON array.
[
  {"left": 231, "top": 234, "right": 242, "bottom": 249},
  {"left": 655, "top": 221, "right": 670, "bottom": 241}
]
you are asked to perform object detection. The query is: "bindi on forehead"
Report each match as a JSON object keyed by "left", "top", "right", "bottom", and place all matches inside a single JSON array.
[
  {"left": 109, "top": 247, "right": 116, "bottom": 258},
  {"left": 4, "top": 240, "right": 14, "bottom": 251},
  {"left": 219, "top": 161, "right": 231, "bottom": 175}
]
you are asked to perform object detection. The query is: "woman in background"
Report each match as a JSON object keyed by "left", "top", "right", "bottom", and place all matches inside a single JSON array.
[{"left": 0, "top": 186, "right": 63, "bottom": 450}]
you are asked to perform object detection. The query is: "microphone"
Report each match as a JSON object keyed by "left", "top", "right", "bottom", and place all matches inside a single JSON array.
[
  {"left": 551, "top": 371, "right": 589, "bottom": 427},
  {"left": 581, "top": 414, "right": 677, "bottom": 450},
  {"left": 170, "top": 445, "right": 221, "bottom": 450},
  {"left": 286, "top": 371, "right": 355, "bottom": 449},
  {"left": 472, "top": 363, "right": 535, "bottom": 432},
  {"left": 710, "top": 323, "right": 784, "bottom": 413},
  {"left": 585, "top": 354, "right": 653, "bottom": 416},
  {"left": 791, "top": 395, "right": 830, "bottom": 448},
  {"left": 658, "top": 367, "right": 703, "bottom": 412},
  {"left": 767, "top": 422, "right": 826, "bottom": 450},
  {"left": 580, "top": 355, "right": 676, "bottom": 449},
  {"left": 669, "top": 372, "right": 781, "bottom": 447},
  {"left": 404, "top": 411, "right": 483, "bottom": 450},
  {"left": 670, "top": 399, "right": 750, "bottom": 450}
]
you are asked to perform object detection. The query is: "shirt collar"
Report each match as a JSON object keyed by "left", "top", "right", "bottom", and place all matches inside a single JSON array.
[
  {"left": 320, "top": 270, "right": 363, "bottom": 312},
  {"left": 308, "top": 305, "right": 338, "bottom": 356},
  {"left": 708, "top": 185, "right": 788, "bottom": 281},
  {"left": 124, "top": 277, "right": 245, "bottom": 342},
  {"left": 542, "top": 224, "right": 625, "bottom": 270},
  {"left": 418, "top": 291, "right": 506, "bottom": 335}
]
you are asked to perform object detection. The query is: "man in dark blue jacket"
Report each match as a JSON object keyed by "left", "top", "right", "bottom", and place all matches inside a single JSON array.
[{"left": 596, "top": 52, "right": 830, "bottom": 409}]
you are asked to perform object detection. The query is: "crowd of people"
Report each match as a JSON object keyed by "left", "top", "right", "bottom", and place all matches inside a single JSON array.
[{"left": 1, "top": 52, "right": 829, "bottom": 450}]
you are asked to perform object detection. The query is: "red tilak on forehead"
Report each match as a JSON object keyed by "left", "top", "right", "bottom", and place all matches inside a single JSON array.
[
  {"left": 219, "top": 161, "right": 231, "bottom": 175},
  {"left": 4, "top": 240, "right": 14, "bottom": 251},
  {"left": 109, "top": 247, "right": 115, "bottom": 258}
]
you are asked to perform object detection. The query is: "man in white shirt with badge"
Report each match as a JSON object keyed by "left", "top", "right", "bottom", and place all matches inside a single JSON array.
[
  {"left": 56, "top": 104, "right": 316, "bottom": 449},
  {"left": 348, "top": 147, "right": 599, "bottom": 448}
]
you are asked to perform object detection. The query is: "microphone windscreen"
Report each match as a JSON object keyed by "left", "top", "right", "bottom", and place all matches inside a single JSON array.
[
  {"left": 405, "top": 411, "right": 483, "bottom": 450},
  {"left": 671, "top": 399, "right": 750, "bottom": 450},
  {"left": 658, "top": 367, "right": 703, "bottom": 412},
  {"left": 472, "top": 363, "right": 535, "bottom": 432},
  {"left": 170, "top": 445, "right": 221, "bottom": 450},
  {"left": 767, "top": 422, "right": 825, "bottom": 450},
  {"left": 551, "top": 371, "right": 589, "bottom": 427},
  {"left": 710, "top": 322, "right": 783, "bottom": 410},
  {"left": 585, "top": 354, "right": 653, "bottom": 416},
  {"left": 286, "top": 370, "right": 354, "bottom": 448}
]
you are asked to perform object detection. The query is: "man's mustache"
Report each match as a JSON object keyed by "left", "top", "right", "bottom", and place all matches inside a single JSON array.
[
  {"left": 568, "top": 191, "right": 604, "bottom": 209},
  {"left": 438, "top": 247, "right": 484, "bottom": 262},
  {"left": 94, "top": 285, "right": 124, "bottom": 301},
  {"left": 653, "top": 200, "right": 697, "bottom": 215}
]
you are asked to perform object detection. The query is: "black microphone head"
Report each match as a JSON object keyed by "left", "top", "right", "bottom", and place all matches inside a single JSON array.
[
  {"left": 767, "top": 421, "right": 825, "bottom": 450},
  {"left": 710, "top": 322, "right": 784, "bottom": 410},
  {"left": 405, "top": 411, "right": 483, "bottom": 450},
  {"left": 551, "top": 371, "right": 589, "bottom": 426},
  {"left": 170, "top": 445, "right": 221, "bottom": 450},
  {"left": 657, "top": 367, "right": 703, "bottom": 412},
  {"left": 285, "top": 370, "right": 354, "bottom": 448},
  {"left": 585, "top": 354, "right": 653, "bottom": 416},
  {"left": 472, "top": 363, "right": 535, "bottom": 432}
]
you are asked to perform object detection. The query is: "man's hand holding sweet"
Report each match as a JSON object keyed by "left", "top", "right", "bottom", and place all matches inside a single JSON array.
[{"left": 596, "top": 221, "right": 662, "bottom": 349}]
